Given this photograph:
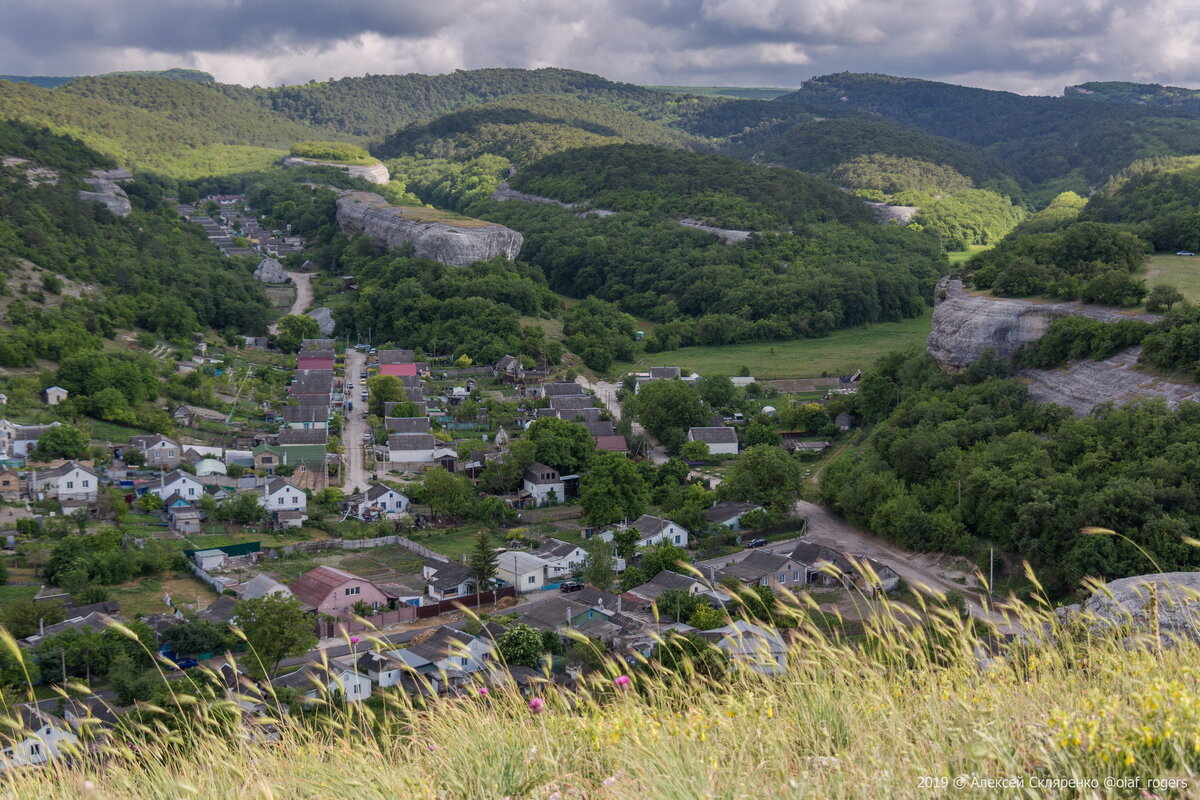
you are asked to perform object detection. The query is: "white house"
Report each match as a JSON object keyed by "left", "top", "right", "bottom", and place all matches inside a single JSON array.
[
  {"left": 129, "top": 434, "right": 182, "bottom": 468},
  {"left": 28, "top": 461, "right": 98, "bottom": 502},
  {"left": 687, "top": 426, "right": 740, "bottom": 456},
  {"left": 706, "top": 620, "right": 787, "bottom": 676},
  {"left": 387, "top": 433, "right": 436, "bottom": 464},
  {"left": 603, "top": 514, "right": 690, "bottom": 548},
  {"left": 273, "top": 663, "right": 372, "bottom": 703},
  {"left": 401, "top": 626, "right": 494, "bottom": 674},
  {"left": 532, "top": 538, "right": 588, "bottom": 579},
  {"left": 149, "top": 470, "right": 205, "bottom": 503},
  {"left": 42, "top": 386, "right": 68, "bottom": 406},
  {"left": 355, "top": 651, "right": 410, "bottom": 688},
  {"left": 422, "top": 560, "right": 474, "bottom": 602},
  {"left": 0, "top": 706, "right": 80, "bottom": 770},
  {"left": 344, "top": 483, "right": 410, "bottom": 519},
  {"left": 497, "top": 551, "right": 552, "bottom": 593},
  {"left": 258, "top": 478, "right": 306, "bottom": 512},
  {"left": 522, "top": 462, "right": 564, "bottom": 506},
  {"left": 0, "top": 421, "right": 59, "bottom": 458}
]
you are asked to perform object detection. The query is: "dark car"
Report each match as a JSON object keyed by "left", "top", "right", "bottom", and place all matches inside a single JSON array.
[
  {"left": 174, "top": 657, "right": 200, "bottom": 671},
  {"left": 745, "top": 538, "right": 768, "bottom": 548},
  {"left": 559, "top": 580, "right": 583, "bottom": 593}
]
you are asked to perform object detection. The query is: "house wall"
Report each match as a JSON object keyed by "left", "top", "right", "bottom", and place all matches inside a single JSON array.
[
  {"left": 387, "top": 447, "right": 435, "bottom": 463},
  {"left": 143, "top": 443, "right": 181, "bottom": 468},
  {"left": 318, "top": 579, "right": 390, "bottom": 616},
  {"left": 707, "top": 441, "right": 739, "bottom": 456},
  {"left": 150, "top": 477, "right": 203, "bottom": 502},
  {"left": 641, "top": 522, "right": 689, "bottom": 548},
  {"left": 523, "top": 479, "right": 564, "bottom": 506},
  {"left": 258, "top": 486, "right": 307, "bottom": 512}
]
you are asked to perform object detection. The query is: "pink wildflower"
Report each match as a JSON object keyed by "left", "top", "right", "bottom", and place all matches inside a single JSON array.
[
  {"left": 478, "top": 687, "right": 489, "bottom": 696},
  {"left": 529, "top": 697, "right": 544, "bottom": 713},
  {"left": 349, "top": 636, "right": 361, "bottom": 644},
  {"left": 614, "top": 674, "right": 630, "bottom": 688}
]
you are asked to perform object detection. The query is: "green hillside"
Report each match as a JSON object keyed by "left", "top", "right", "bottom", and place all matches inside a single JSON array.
[
  {"left": 0, "top": 68, "right": 214, "bottom": 89},
  {"left": 1081, "top": 156, "right": 1200, "bottom": 250},
  {"left": 508, "top": 143, "right": 870, "bottom": 229},
  {"left": 1066, "top": 80, "right": 1200, "bottom": 112},
  {"left": 780, "top": 72, "right": 1200, "bottom": 188},
  {"left": 375, "top": 94, "right": 706, "bottom": 165},
  {"left": 644, "top": 85, "right": 794, "bottom": 100}
]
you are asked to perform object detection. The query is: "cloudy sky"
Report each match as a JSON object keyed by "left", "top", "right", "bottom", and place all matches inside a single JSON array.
[{"left": 2, "top": 0, "right": 1199, "bottom": 95}]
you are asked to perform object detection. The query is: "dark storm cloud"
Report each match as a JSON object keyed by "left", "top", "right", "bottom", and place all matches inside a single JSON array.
[{"left": 0, "top": 0, "right": 1198, "bottom": 94}]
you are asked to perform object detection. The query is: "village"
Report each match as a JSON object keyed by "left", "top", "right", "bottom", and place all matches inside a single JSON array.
[{"left": 0, "top": 196, "right": 907, "bottom": 770}]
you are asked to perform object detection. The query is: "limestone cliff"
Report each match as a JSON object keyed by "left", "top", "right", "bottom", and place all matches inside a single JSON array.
[
  {"left": 336, "top": 191, "right": 523, "bottom": 268},
  {"left": 1019, "top": 347, "right": 1200, "bottom": 416},
  {"left": 307, "top": 307, "right": 336, "bottom": 337},
  {"left": 282, "top": 156, "right": 389, "bottom": 185},
  {"left": 78, "top": 167, "right": 133, "bottom": 217},
  {"left": 1056, "top": 572, "right": 1200, "bottom": 644},
  {"left": 253, "top": 258, "right": 288, "bottom": 284},
  {"left": 927, "top": 277, "right": 1159, "bottom": 369}
]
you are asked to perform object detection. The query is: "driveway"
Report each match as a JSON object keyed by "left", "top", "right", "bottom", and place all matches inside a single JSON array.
[
  {"left": 341, "top": 348, "right": 369, "bottom": 491},
  {"left": 268, "top": 270, "right": 314, "bottom": 334}
]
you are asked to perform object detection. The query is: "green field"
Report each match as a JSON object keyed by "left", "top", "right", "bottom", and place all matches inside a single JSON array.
[
  {"left": 1144, "top": 253, "right": 1200, "bottom": 302},
  {"left": 633, "top": 312, "right": 933, "bottom": 379},
  {"left": 946, "top": 244, "right": 992, "bottom": 266}
]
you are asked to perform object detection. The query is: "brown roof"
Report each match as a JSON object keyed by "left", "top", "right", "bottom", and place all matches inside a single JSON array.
[
  {"left": 595, "top": 435, "right": 628, "bottom": 452},
  {"left": 290, "top": 566, "right": 361, "bottom": 608},
  {"left": 688, "top": 426, "right": 739, "bottom": 444},
  {"left": 377, "top": 349, "right": 415, "bottom": 364}
]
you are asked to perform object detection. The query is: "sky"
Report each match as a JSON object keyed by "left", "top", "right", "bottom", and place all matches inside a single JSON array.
[{"left": 2, "top": 0, "right": 1200, "bottom": 95}]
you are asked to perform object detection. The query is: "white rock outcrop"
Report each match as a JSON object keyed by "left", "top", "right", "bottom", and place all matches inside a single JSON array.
[
  {"left": 79, "top": 168, "right": 133, "bottom": 217},
  {"left": 336, "top": 191, "right": 523, "bottom": 268},
  {"left": 282, "top": 156, "right": 389, "bottom": 185},
  {"left": 307, "top": 307, "right": 336, "bottom": 337},
  {"left": 253, "top": 258, "right": 289, "bottom": 284},
  {"left": 1064, "top": 572, "right": 1200, "bottom": 644}
]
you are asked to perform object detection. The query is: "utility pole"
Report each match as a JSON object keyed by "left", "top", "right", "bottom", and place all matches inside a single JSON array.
[{"left": 989, "top": 547, "right": 994, "bottom": 596}]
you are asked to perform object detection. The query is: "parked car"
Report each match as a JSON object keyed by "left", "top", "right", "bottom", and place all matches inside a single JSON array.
[
  {"left": 174, "top": 657, "right": 200, "bottom": 671},
  {"left": 745, "top": 538, "right": 768, "bottom": 548},
  {"left": 559, "top": 580, "right": 584, "bottom": 593},
  {"left": 359, "top": 371, "right": 367, "bottom": 379},
  {"left": 347, "top": 382, "right": 354, "bottom": 390}
]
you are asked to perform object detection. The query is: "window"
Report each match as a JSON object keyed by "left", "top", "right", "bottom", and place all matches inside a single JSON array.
[
  {"left": 188, "top": 488, "right": 195, "bottom": 496},
  {"left": 66, "top": 481, "right": 73, "bottom": 489},
  {"left": 82, "top": 480, "right": 89, "bottom": 488},
  {"left": 778, "top": 572, "right": 787, "bottom": 584},
  {"left": 346, "top": 586, "right": 360, "bottom": 596},
  {"left": 28, "top": 744, "right": 40, "bottom": 756},
  {"left": 527, "top": 575, "right": 536, "bottom": 584},
  {"left": 166, "top": 450, "right": 174, "bottom": 457},
  {"left": 674, "top": 535, "right": 681, "bottom": 544},
  {"left": 278, "top": 497, "right": 285, "bottom": 506},
  {"left": 263, "top": 456, "right": 274, "bottom": 464}
]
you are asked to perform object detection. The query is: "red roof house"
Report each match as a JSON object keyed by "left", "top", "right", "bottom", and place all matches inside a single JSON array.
[
  {"left": 290, "top": 566, "right": 389, "bottom": 617},
  {"left": 380, "top": 363, "right": 418, "bottom": 377}
]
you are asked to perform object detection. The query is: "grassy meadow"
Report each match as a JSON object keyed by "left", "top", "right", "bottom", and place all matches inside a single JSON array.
[
  {"left": 1144, "top": 252, "right": 1200, "bottom": 302},
  {"left": 634, "top": 312, "right": 932, "bottom": 379},
  {"left": 6, "top": 583, "right": 1200, "bottom": 799}
]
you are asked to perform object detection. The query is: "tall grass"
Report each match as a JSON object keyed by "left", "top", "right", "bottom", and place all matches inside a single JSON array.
[{"left": 1, "top": 575, "right": 1199, "bottom": 799}]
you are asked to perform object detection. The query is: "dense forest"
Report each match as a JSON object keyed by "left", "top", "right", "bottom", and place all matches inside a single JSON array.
[
  {"left": 822, "top": 349, "right": 1200, "bottom": 597},
  {"left": 0, "top": 122, "right": 269, "bottom": 364},
  {"left": 509, "top": 144, "right": 871, "bottom": 230},
  {"left": 1080, "top": 156, "right": 1200, "bottom": 251},
  {"left": 782, "top": 73, "right": 1200, "bottom": 191},
  {"left": 1066, "top": 81, "right": 1200, "bottom": 112}
]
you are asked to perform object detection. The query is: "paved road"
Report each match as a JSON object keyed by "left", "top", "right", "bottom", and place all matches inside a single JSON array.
[
  {"left": 268, "top": 270, "right": 314, "bottom": 334},
  {"left": 574, "top": 374, "right": 622, "bottom": 420},
  {"left": 342, "top": 348, "right": 369, "bottom": 492}
]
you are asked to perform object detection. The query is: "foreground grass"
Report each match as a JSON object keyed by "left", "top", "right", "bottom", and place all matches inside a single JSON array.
[
  {"left": 636, "top": 312, "right": 932, "bottom": 379},
  {"left": 5, "top": 580, "right": 1200, "bottom": 799},
  {"left": 1144, "top": 252, "right": 1200, "bottom": 302}
]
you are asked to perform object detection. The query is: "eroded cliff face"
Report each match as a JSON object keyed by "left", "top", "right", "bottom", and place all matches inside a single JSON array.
[
  {"left": 78, "top": 168, "right": 133, "bottom": 217},
  {"left": 282, "top": 156, "right": 389, "bottom": 185},
  {"left": 1019, "top": 346, "right": 1200, "bottom": 415},
  {"left": 927, "top": 277, "right": 1159, "bottom": 369},
  {"left": 336, "top": 191, "right": 523, "bottom": 267}
]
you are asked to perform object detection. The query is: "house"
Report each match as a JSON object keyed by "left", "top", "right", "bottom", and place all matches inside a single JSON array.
[
  {"left": 583, "top": 420, "right": 616, "bottom": 437},
  {"left": 422, "top": 560, "right": 474, "bottom": 602},
  {"left": 275, "top": 429, "right": 329, "bottom": 467},
  {"left": 273, "top": 662, "right": 372, "bottom": 703},
  {"left": 541, "top": 382, "right": 584, "bottom": 398},
  {"left": 129, "top": 434, "right": 182, "bottom": 468},
  {"left": 387, "top": 433, "right": 437, "bottom": 464},
  {"left": 257, "top": 477, "right": 307, "bottom": 513},
  {"left": 595, "top": 435, "right": 629, "bottom": 453},
  {"left": 687, "top": 426, "right": 740, "bottom": 456},
  {"left": 344, "top": 483, "right": 410, "bottom": 519},
  {"left": 291, "top": 566, "right": 389, "bottom": 617},
  {"left": 28, "top": 461, "right": 98, "bottom": 502},
  {"left": 532, "top": 538, "right": 588, "bottom": 579},
  {"left": 705, "top": 501, "right": 764, "bottom": 532},
  {"left": 197, "top": 595, "right": 238, "bottom": 624},
  {"left": 281, "top": 405, "right": 329, "bottom": 430},
  {"left": 703, "top": 620, "right": 787, "bottom": 675},
  {"left": 405, "top": 625, "right": 494, "bottom": 673},
  {"left": 835, "top": 412, "right": 855, "bottom": 432},
  {"left": 296, "top": 349, "right": 335, "bottom": 371},
  {"left": 548, "top": 395, "right": 594, "bottom": 412},
  {"left": 3, "top": 421, "right": 58, "bottom": 458},
  {"left": 193, "top": 458, "right": 227, "bottom": 477},
  {"left": 377, "top": 349, "right": 416, "bottom": 364},
  {"left": 193, "top": 549, "right": 227, "bottom": 571},
  {"left": 355, "top": 651, "right": 410, "bottom": 688},
  {"left": 380, "top": 362, "right": 418, "bottom": 377},
  {"left": 495, "top": 354, "right": 524, "bottom": 382},
  {"left": 241, "top": 573, "right": 292, "bottom": 601},
  {"left": 42, "top": 386, "right": 68, "bottom": 406},
  {"left": 496, "top": 551, "right": 553, "bottom": 593},
  {"left": 623, "top": 570, "right": 713, "bottom": 609},
  {"left": 0, "top": 706, "right": 80, "bottom": 770},
  {"left": 252, "top": 444, "right": 284, "bottom": 472},
  {"left": 649, "top": 367, "right": 682, "bottom": 381},
  {"left": 384, "top": 416, "right": 431, "bottom": 434},
  {"left": 717, "top": 549, "right": 810, "bottom": 591},
  {"left": 522, "top": 462, "right": 564, "bottom": 506},
  {"left": 147, "top": 470, "right": 205, "bottom": 502},
  {"left": 0, "top": 468, "right": 21, "bottom": 501},
  {"left": 789, "top": 542, "right": 901, "bottom": 593},
  {"left": 168, "top": 506, "right": 204, "bottom": 535},
  {"left": 604, "top": 514, "right": 690, "bottom": 548}
]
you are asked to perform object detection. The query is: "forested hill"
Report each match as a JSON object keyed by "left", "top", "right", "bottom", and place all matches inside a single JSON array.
[
  {"left": 0, "top": 68, "right": 214, "bottom": 90},
  {"left": 1066, "top": 81, "right": 1200, "bottom": 112},
  {"left": 219, "top": 67, "right": 726, "bottom": 138},
  {"left": 508, "top": 144, "right": 870, "bottom": 229},
  {"left": 374, "top": 95, "right": 706, "bottom": 166},
  {"left": 779, "top": 72, "right": 1200, "bottom": 188},
  {"left": 0, "top": 121, "right": 268, "bottom": 364}
]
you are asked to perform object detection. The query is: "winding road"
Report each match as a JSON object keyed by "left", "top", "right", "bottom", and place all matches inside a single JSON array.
[{"left": 267, "top": 270, "right": 314, "bottom": 334}]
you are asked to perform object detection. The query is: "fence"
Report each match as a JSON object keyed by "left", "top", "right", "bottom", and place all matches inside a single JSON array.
[
  {"left": 521, "top": 505, "right": 583, "bottom": 523},
  {"left": 313, "top": 587, "right": 516, "bottom": 637},
  {"left": 433, "top": 366, "right": 494, "bottom": 378},
  {"left": 186, "top": 561, "right": 227, "bottom": 593},
  {"left": 415, "top": 587, "right": 516, "bottom": 619},
  {"left": 265, "top": 533, "right": 446, "bottom": 561}
]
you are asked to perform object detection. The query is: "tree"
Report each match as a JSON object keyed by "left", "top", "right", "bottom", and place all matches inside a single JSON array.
[
  {"left": 611, "top": 527, "right": 641, "bottom": 563},
  {"left": 421, "top": 467, "right": 472, "bottom": 519},
  {"left": 274, "top": 315, "right": 320, "bottom": 354},
  {"left": 618, "top": 565, "right": 647, "bottom": 592},
  {"left": 217, "top": 491, "right": 265, "bottom": 528},
  {"left": 138, "top": 492, "right": 163, "bottom": 513},
  {"left": 696, "top": 374, "right": 737, "bottom": 409},
  {"left": 233, "top": 595, "right": 317, "bottom": 679},
  {"left": 742, "top": 423, "right": 781, "bottom": 448},
  {"left": 655, "top": 588, "right": 702, "bottom": 622},
  {"left": 122, "top": 447, "right": 146, "bottom": 467},
  {"left": 198, "top": 492, "right": 219, "bottom": 519},
  {"left": 679, "top": 440, "right": 709, "bottom": 462},
  {"left": 160, "top": 619, "right": 232, "bottom": 656},
  {"left": 468, "top": 531, "right": 498, "bottom": 603},
  {"left": 635, "top": 380, "right": 707, "bottom": 451},
  {"left": 720, "top": 445, "right": 804, "bottom": 510},
  {"left": 1147, "top": 284, "right": 1185, "bottom": 313},
  {"left": 688, "top": 603, "right": 727, "bottom": 630},
  {"left": 31, "top": 424, "right": 88, "bottom": 460},
  {"left": 366, "top": 375, "right": 411, "bottom": 417},
  {"left": 638, "top": 543, "right": 690, "bottom": 578},
  {"left": 581, "top": 537, "right": 616, "bottom": 591},
  {"left": 524, "top": 417, "right": 595, "bottom": 473},
  {"left": 496, "top": 623, "right": 546, "bottom": 669},
  {"left": 580, "top": 452, "right": 649, "bottom": 526},
  {"left": 2, "top": 597, "right": 65, "bottom": 639}
]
